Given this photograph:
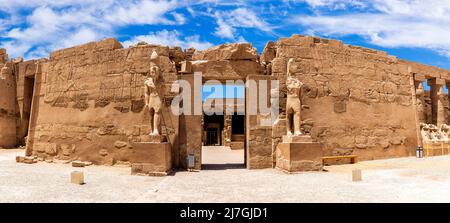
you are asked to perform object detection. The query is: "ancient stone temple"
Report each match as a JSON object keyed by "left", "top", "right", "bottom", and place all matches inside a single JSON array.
[{"left": 1, "top": 34, "right": 450, "bottom": 175}]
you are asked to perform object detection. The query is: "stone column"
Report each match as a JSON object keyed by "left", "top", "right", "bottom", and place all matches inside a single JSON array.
[
  {"left": 414, "top": 74, "right": 426, "bottom": 124},
  {"left": 429, "top": 78, "right": 445, "bottom": 126}
]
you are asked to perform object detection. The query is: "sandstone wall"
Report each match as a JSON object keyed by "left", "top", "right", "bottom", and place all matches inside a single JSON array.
[
  {"left": 269, "top": 35, "right": 419, "bottom": 160},
  {"left": 16, "top": 35, "right": 450, "bottom": 168},
  {"left": 0, "top": 50, "right": 18, "bottom": 148},
  {"left": 246, "top": 75, "right": 277, "bottom": 168},
  {"left": 26, "top": 39, "right": 180, "bottom": 166}
]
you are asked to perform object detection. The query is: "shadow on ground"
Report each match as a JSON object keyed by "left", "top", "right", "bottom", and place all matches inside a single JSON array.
[{"left": 201, "top": 163, "right": 246, "bottom": 170}]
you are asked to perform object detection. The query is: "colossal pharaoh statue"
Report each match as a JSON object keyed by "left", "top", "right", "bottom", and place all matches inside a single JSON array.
[
  {"left": 286, "top": 58, "right": 304, "bottom": 136},
  {"left": 144, "top": 51, "right": 162, "bottom": 136}
]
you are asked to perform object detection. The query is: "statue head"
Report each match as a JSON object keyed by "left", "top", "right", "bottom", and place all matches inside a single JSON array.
[
  {"left": 441, "top": 124, "right": 450, "bottom": 132},
  {"left": 0, "top": 65, "right": 10, "bottom": 79},
  {"left": 147, "top": 50, "right": 161, "bottom": 81},
  {"left": 429, "top": 124, "right": 438, "bottom": 132},
  {"left": 149, "top": 65, "right": 160, "bottom": 81},
  {"left": 420, "top": 123, "right": 430, "bottom": 131},
  {"left": 287, "top": 58, "right": 295, "bottom": 77},
  {"left": 416, "top": 82, "right": 424, "bottom": 95}
]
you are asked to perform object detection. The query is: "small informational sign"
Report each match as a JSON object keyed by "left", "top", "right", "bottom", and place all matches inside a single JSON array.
[{"left": 187, "top": 154, "right": 195, "bottom": 169}]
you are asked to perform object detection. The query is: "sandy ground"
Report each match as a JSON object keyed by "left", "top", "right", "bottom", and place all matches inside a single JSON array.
[{"left": 2, "top": 147, "right": 450, "bottom": 203}]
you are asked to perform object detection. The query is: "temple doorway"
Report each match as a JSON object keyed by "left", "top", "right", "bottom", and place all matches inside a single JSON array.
[{"left": 200, "top": 83, "right": 246, "bottom": 169}]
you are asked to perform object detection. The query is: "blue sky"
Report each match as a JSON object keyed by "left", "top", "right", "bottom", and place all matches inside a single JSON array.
[
  {"left": 1, "top": 0, "right": 450, "bottom": 72},
  {"left": 202, "top": 84, "right": 245, "bottom": 101}
]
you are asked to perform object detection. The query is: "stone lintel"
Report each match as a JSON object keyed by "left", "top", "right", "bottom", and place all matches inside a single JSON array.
[
  {"left": 428, "top": 78, "right": 445, "bottom": 86},
  {"left": 414, "top": 73, "right": 427, "bottom": 82}
]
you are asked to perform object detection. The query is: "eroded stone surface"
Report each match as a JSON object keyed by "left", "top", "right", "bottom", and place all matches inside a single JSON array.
[{"left": 1, "top": 34, "right": 450, "bottom": 174}]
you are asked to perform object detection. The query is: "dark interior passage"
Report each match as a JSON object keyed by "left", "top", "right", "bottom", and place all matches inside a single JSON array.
[
  {"left": 203, "top": 114, "right": 224, "bottom": 146},
  {"left": 19, "top": 76, "right": 35, "bottom": 145}
]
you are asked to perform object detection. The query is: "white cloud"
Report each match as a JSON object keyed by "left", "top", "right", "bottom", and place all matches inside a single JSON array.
[
  {"left": 103, "top": 0, "right": 180, "bottom": 25},
  {"left": 302, "top": 0, "right": 366, "bottom": 9},
  {"left": 213, "top": 8, "right": 272, "bottom": 40},
  {"left": 171, "top": 12, "right": 187, "bottom": 24},
  {"left": 122, "top": 29, "right": 213, "bottom": 50},
  {"left": 1, "top": 6, "right": 105, "bottom": 58},
  {"left": 0, "top": 0, "right": 184, "bottom": 59},
  {"left": 296, "top": 0, "right": 450, "bottom": 57},
  {"left": 214, "top": 15, "right": 235, "bottom": 39}
]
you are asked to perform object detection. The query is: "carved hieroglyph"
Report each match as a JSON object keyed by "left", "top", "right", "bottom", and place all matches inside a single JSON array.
[
  {"left": 286, "top": 58, "right": 304, "bottom": 136},
  {"left": 145, "top": 51, "right": 162, "bottom": 136}
]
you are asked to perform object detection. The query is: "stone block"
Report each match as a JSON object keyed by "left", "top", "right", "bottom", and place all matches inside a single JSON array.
[
  {"left": 193, "top": 43, "right": 258, "bottom": 61},
  {"left": 16, "top": 156, "right": 24, "bottom": 163},
  {"left": 414, "top": 73, "right": 426, "bottom": 81},
  {"left": 17, "top": 156, "right": 37, "bottom": 164},
  {"left": 131, "top": 163, "right": 171, "bottom": 176},
  {"left": 276, "top": 142, "right": 323, "bottom": 172},
  {"left": 352, "top": 169, "right": 362, "bottom": 182},
  {"left": 71, "top": 171, "right": 84, "bottom": 185},
  {"left": 141, "top": 134, "right": 166, "bottom": 143},
  {"left": 180, "top": 61, "right": 192, "bottom": 73},
  {"left": 72, "top": 161, "right": 92, "bottom": 167},
  {"left": 129, "top": 142, "right": 172, "bottom": 175},
  {"left": 282, "top": 135, "right": 313, "bottom": 143}
]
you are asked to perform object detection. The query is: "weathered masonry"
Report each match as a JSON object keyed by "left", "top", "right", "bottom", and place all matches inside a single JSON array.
[{"left": 1, "top": 35, "right": 449, "bottom": 174}]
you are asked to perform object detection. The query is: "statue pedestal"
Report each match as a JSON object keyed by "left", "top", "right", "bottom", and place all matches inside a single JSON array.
[
  {"left": 276, "top": 136, "right": 323, "bottom": 172},
  {"left": 141, "top": 134, "right": 166, "bottom": 143},
  {"left": 130, "top": 142, "right": 172, "bottom": 176},
  {"left": 282, "top": 135, "right": 313, "bottom": 143}
]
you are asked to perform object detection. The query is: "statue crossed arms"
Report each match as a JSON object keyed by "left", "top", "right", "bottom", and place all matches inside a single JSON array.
[
  {"left": 286, "top": 58, "right": 305, "bottom": 136},
  {"left": 144, "top": 51, "right": 162, "bottom": 136}
]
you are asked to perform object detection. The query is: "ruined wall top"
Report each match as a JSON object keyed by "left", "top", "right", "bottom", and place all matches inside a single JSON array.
[
  {"left": 403, "top": 60, "right": 450, "bottom": 80},
  {"left": 269, "top": 34, "right": 450, "bottom": 79},
  {"left": 192, "top": 43, "right": 258, "bottom": 61},
  {"left": 4, "top": 34, "right": 450, "bottom": 81},
  {"left": 275, "top": 34, "right": 389, "bottom": 58},
  {"left": 49, "top": 38, "right": 124, "bottom": 60},
  {"left": 0, "top": 48, "right": 8, "bottom": 64}
]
